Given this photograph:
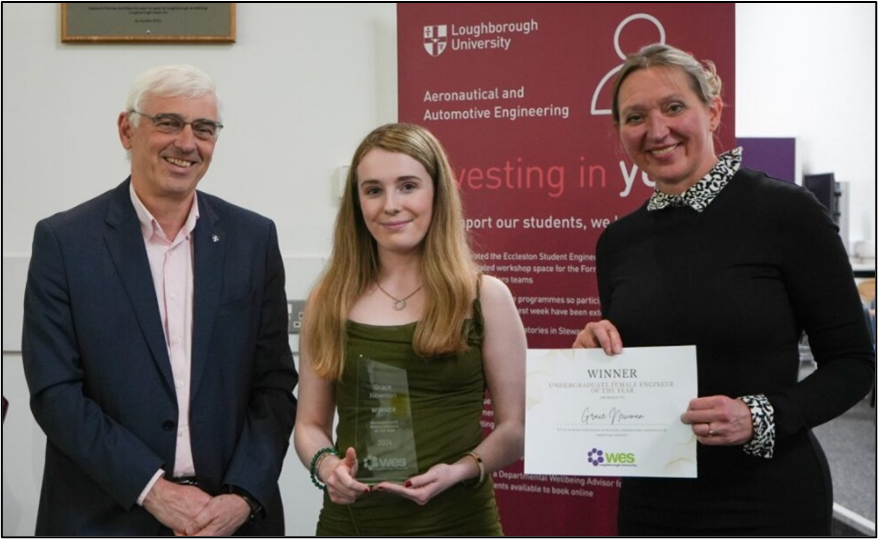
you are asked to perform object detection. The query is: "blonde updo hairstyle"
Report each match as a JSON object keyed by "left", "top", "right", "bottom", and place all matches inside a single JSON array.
[{"left": 611, "top": 43, "right": 723, "bottom": 125}]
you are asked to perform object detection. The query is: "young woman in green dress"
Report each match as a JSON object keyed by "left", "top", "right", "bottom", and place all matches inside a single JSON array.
[{"left": 295, "top": 123, "right": 527, "bottom": 536}]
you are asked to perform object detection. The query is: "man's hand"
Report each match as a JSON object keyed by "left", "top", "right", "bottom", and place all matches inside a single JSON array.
[
  {"left": 142, "top": 478, "right": 211, "bottom": 534},
  {"left": 183, "top": 494, "right": 251, "bottom": 536}
]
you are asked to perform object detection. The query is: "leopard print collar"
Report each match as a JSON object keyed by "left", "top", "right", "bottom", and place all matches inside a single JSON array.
[{"left": 647, "top": 147, "right": 743, "bottom": 213}]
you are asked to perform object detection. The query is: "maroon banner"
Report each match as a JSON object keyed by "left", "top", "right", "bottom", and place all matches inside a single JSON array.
[{"left": 399, "top": 4, "right": 735, "bottom": 535}]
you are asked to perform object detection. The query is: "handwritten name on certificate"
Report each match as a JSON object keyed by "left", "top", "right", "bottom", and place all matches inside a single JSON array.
[{"left": 525, "top": 346, "right": 697, "bottom": 478}]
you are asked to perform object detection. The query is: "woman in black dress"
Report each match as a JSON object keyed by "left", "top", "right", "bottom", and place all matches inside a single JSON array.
[{"left": 574, "top": 43, "right": 874, "bottom": 535}]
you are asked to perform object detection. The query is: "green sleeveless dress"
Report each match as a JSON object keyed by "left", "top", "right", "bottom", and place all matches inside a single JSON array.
[{"left": 315, "top": 298, "right": 502, "bottom": 536}]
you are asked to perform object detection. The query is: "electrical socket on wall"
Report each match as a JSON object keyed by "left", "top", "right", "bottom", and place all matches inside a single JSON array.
[{"left": 287, "top": 300, "right": 306, "bottom": 334}]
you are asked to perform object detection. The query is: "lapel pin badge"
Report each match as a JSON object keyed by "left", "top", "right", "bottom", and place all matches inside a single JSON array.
[{"left": 212, "top": 234, "right": 219, "bottom": 243}]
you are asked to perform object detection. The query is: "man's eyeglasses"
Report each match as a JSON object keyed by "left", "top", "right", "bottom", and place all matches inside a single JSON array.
[{"left": 129, "top": 111, "right": 223, "bottom": 141}]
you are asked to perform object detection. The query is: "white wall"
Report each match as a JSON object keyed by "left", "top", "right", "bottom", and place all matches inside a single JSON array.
[
  {"left": 736, "top": 3, "right": 876, "bottom": 251},
  {"left": 2, "top": 3, "right": 398, "bottom": 259},
  {"left": 2, "top": 3, "right": 875, "bottom": 536}
]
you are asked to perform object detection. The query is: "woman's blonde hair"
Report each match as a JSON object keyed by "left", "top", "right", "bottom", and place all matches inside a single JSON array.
[
  {"left": 305, "top": 123, "right": 477, "bottom": 380},
  {"left": 611, "top": 43, "right": 723, "bottom": 125}
]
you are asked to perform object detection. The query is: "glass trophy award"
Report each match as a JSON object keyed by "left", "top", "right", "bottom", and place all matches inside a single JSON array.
[{"left": 354, "top": 356, "right": 419, "bottom": 484}]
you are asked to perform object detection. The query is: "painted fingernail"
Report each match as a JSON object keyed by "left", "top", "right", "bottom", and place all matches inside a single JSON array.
[{"left": 404, "top": 481, "right": 412, "bottom": 488}]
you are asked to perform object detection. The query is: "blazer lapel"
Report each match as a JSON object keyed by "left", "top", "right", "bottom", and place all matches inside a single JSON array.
[
  {"left": 103, "top": 179, "right": 174, "bottom": 389},
  {"left": 190, "top": 193, "right": 224, "bottom": 399}
]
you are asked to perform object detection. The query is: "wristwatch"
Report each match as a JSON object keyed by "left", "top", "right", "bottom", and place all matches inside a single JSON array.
[{"left": 228, "top": 485, "right": 263, "bottom": 522}]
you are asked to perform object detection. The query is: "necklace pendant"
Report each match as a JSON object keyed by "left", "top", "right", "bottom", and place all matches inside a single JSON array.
[{"left": 376, "top": 281, "right": 422, "bottom": 311}]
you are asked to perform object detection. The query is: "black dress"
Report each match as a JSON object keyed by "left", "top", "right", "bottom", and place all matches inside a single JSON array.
[{"left": 596, "top": 168, "right": 874, "bottom": 535}]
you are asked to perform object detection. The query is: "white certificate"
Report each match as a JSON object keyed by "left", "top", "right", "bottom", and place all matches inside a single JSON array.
[{"left": 525, "top": 346, "right": 698, "bottom": 478}]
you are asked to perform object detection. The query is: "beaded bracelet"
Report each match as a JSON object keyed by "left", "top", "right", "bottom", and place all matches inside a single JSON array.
[
  {"left": 462, "top": 451, "right": 485, "bottom": 489},
  {"left": 309, "top": 447, "right": 339, "bottom": 491}
]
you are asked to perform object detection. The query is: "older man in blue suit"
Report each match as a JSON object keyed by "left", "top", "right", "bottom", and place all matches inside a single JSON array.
[{"left": 22, "top": 64, "right": 298, "bottom": 536}]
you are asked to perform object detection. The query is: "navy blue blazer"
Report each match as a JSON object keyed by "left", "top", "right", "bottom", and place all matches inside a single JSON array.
[{"left": 22, "top": 179, "right": 298, "bottom": 535}]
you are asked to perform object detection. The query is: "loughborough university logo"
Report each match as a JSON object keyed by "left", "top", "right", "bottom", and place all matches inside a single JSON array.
[{"left": 423, "top": 25, "right": 447, "bottom": 56}]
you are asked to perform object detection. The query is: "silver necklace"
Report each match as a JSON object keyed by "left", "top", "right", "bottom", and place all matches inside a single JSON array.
[{"left": 375, "top": 282, "right": 423, "bottom": 311}]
